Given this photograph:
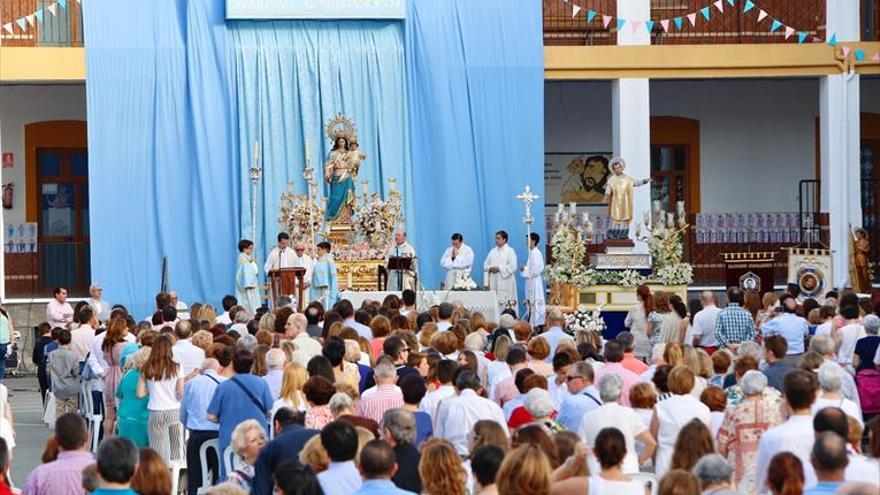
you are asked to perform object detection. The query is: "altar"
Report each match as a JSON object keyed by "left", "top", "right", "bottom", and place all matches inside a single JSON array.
[{"left": 338, "top": 290, "right": 500, "bottom": 323}]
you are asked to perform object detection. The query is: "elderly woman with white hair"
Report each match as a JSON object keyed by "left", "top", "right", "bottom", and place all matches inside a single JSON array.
[
  {"left": 522, "top": 387, "right": 563, "bottom": 433},
  {"left": 226, "top": 419, "right": 267, "bottom": 492},
  {"left": 262, "top": 348, "right": 287, "bottom": 401},
  {"left": 809, "top": 334, "right": 862, "bottom": 406},
  {"left": 812, "top": 361, "right": 863, "bottom": 425},
  {"left": 716, "top": 370, "right": 783, "bottom": 492},
  {"left": 692, "top": 454, "right": 738, "bottom": 495},
  {"left": 853, "top": 314, "right": 880, "bottom": 372},
  {"left": 578, "top": 373, "right": 656, "bottom": 474}
]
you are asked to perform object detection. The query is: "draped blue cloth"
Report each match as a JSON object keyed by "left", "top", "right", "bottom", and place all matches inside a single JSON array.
[
  {"left": 406, "top": 0, "right": 545, "bottom": 292},
  {"left": 83, "top": 0, "right": 239, "bottom": 318},
  {"left": 232, "top": 21, "right": 414, "bottom": 270}
]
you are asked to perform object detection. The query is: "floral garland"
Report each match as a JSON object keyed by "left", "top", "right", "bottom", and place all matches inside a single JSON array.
[
  {"left": 353, "top": 189, "right": 403, "bottom": 249},
  {"left": 564, "top": 304, "right": 606, "bottom": 336}
]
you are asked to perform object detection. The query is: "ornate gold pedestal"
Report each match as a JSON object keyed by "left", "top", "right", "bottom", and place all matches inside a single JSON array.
[
  {"left": 337, "top": 259, "right": 384, "bottom": 291},
  {"left": 549, "top": 283, "right": 579, "bottom": 309},
  {"left": 327, "top": 222, "right": 355, "bottom": 247}
]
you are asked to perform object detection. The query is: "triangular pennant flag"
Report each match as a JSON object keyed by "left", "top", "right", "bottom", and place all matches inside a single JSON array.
[
  {"left": 58, "top": 0, "right": 68, "bottom": 8},
  {"left": 784, "top": 26, "right": 795, "bottom": 39},
  {"left": 842, "top": 46, "right": 851, "bottom": 58},
  {"left": 743, "top": 0, "right": 755, "bottom": 13},
  {"left": 630, "top": 20, "right": 642, "bottom": 33},
  {"left": 674, "top": 17, "right": 683, "bottom": 30},
  {"left": 714, "top": 0, "right": 724, "bottom": 13},
  {"left": 855, "top": 49, "right": 864, "bottom": 61},
  {"left": 587, "top": 10, "right": 596, "bottom": 22},
  {"left": 770, "top": 20, "right": 782, "bottom": 32},
  {"left": 757, "top": 9, "right": 768, "bottom": 22},
  {"left": 645, "top": 20, "right": 655, "bottom": 33},
  {"left": 812, "top": 36, "right": 822, "bottom": 42},
  {"left": 700, "top": 7, "right": 711, "bottom": 20},
  {"left": 617, "top": 18, "right": 626, "bottom": 32},
  {"left": 872, "top": 53, "right": 880, "bottom": 62},
  {"left": 16, "top": 18, "right": 26, "bottom": 31},
  {"left": 826, "top": 33, "right": 837, "bottom": 46},
  {"left": 726, "top": 0, "right": 734, "bottom": 5},
  {"left": 797, "top": 32, "right": 807, "bottom": 44},
  {"left": 47, "top": 3, "right": 57, "bottom": 15},
  {"left": 660, "top": 19, "right": 670, "bottom": 32},
  {"left": 687, "top": 13, "right": 697, "bottom": 26},
  {"left": 1, "top": 23, "right": 13, "bottom": 35},
  {"left": 571, "top": 4, "right": 581, "bottom": 18},
  {"left": 602, "top": 15, "right": 613, "bottom": 29},
  {"left": 35, "top": 10, "right": 44, "bottom": 22},
  {"left": 25, "top": 14, "right": 35, "bottom": 26}
]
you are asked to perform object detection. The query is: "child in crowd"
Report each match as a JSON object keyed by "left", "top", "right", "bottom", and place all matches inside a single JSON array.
[{"left": 49, "top": 328, "right": 80, "bottom": 418}]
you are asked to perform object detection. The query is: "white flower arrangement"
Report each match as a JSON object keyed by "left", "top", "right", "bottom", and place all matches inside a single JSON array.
[
  {"left": 564, "top": 304, "right": 606, "bottom": 336},
  {"left": 278, "top": 191, "right": 323, "bottom": 241},
  {"left": 354, "top": 189, "right": 403, "bottom": 249},
  {"left": 450, "top": 272, "right": 479, "bottom": 291},
  {"left": 655, "top": 263, "right": 694, "bottom": 285},
  {"left": 334, "top": 242, "right": 387, "bottom": 261},
  {"left": 545, "top": 222, "right": 589, "bottom": 286}
]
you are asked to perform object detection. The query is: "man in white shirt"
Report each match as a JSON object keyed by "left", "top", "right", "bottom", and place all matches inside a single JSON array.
[
  {"left": 284, "top": 313, "right": 322, "bottom": 358},
  {"left": 70, "top": 306, "right": 98, "bottom": 364},
  {"left": 169, "top": 291, "right": 190, "bottom": 320},
  {"left": 172, "top": 320, "right": 206, "bottom": 377},
  {"left": 385, "top": 230, "right": 418, "bottom": 291},
  {"left": 317, "top": 421, "right": 362, "bottom": 495},
  {"left": 436, "top": 303, "right": 454, "bottom": 333},
  {"left": 336, "top": 300, "right": 371, "bottom": 340},
  {"left": 435, "top": 369, "right": 509, "bottom": 456},
  {"left": 440, "top": 233, "right": 474, "bottom": 289},
  {"left": 419, "top": 359, "right": 458, "bottom": 427},
  {"left": 539, "top": 311, "right": 569, "bottom": 363},
  {"left": 263, "top": 349, "right": 286, "bottom": 400},
  {"left": 557, "top": 362, "right": 602, "bottom": 432},
  {"left": 86, "top": 283, "right": 112, "bottom": 322},
  {"left": 483, "top": 230, "right": 518, "bottom": 311},
  {"left": 46, "top": 286, "right": 74, "bottom": 329},
  {"left": 754, "top": 369, "right": 819, "bottom": 494},
  {"left": 216, "top": 295, "right": 237, "bottom": 327},
  {"left": 692, "top": 291, "right": 722, "bottom": 353}
]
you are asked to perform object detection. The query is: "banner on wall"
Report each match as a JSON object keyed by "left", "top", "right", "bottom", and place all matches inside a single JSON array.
[
  {"left": 4, "top": 223, "right": 38, "bottom": 254},
  {"left": 544, "top": 152, "right": 612, "bottom": 205},
  {"left": 226, "top": 0, "right": 406, "bottom": 20}
]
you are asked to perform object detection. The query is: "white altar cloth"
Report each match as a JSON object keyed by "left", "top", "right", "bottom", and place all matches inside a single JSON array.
[{"left": 338, "top": 290, "right": 500, "bottom": 323}]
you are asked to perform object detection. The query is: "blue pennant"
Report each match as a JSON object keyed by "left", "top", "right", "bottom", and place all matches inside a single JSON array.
[
  {"left": 16, "top": 18, "right": 26, "bottom": 30},
  {"left": 797, "top": 32, "right": 807, "bottom": 44},
  {"left": 700, "top": 7, "right": 711, "bottom": 20},
  {"left": 645, "top": 20, "right": 655, "bottom": 33},
  {"left": 726, "top": 0, "right": 734, "bottom": 5},
  {"left": 617, "top": 18, "right": 626, "bottom": 31},
  {"left": 855, "top": 49, "right": 865, "bottom": 61},
  {"left": 34, "top": 10, "right": 44, "bottom": 22},
  {"left": 587, "top": 10, "right": 596, "bottom": 22},
  {"left": 743, "top": 0, "right": 755, "bottom": 13},
  {"left": 674, "top": 17, "right": 683, "bottom": 30},
  {"left": 58, "top": 0, "right": 68, "bottom": 8},
  {"left": 770, "top": 20, "right": 782, "bottom": 32},
  {"left": 826, "top": 33, "right": 837, "bottom": 46}
]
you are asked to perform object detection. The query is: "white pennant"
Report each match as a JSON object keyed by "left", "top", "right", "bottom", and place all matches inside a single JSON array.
[
  {"left": 572, "top": 4, "right": 581, "bottom": 18},
  {"left": 757, "top": 9, "right": 768, "bottom": 22},
  {"left": 47, "top": 3, "right": 57, "bottom": 15},
  {"left": 714, "top": 0, "right": 724, "bottom": 12},
  {"left": 1, "top": 23, "right": 13, "bottom": 35},
  {"left": 25, "top": 14, "right": 35, "bottom": 26}
]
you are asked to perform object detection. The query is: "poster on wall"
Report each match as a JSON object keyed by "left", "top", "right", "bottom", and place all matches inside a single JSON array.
[
  {"left": 4, "top": 223, "right": 37, "bottom": 253},
  {"left": 544, "top": 153, "right": 612, "bottom": 205}
]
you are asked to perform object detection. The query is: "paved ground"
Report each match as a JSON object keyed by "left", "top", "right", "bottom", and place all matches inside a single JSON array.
[{"left": 5, "top": 375, "right": 51, "bottom": 486}]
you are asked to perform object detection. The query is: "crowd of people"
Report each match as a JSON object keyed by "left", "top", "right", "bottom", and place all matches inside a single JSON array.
[{"left": 4, "top": 283, "right": 880, "bottom": 495}]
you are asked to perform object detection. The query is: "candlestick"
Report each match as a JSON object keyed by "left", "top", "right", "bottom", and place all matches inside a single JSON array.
[
  {"left": 582, "top": 212, "right": 589, "bottom": 225},
  {"left": 568, "top": 202, "right": 576, "bottom": 217},
  {"left": 667, "top": 212, "right": 674, "bottom": 227}
]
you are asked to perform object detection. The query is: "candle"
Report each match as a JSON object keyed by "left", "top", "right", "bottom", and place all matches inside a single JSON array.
[
  {"left": 253, "top": 141, "right": 260, "bottom": 162},
  {"left": 347, "top": 271, "right": 353, "bottom": 289},
  {"left": 667, "top": 212, "right": 674, "bottom": 227},
  {"left": 582, "top": 212, "right": 589, "bottom": 225},
  {"left": 569, "top": 202, "right": 576, "bottom": 216},
  {"left": 557, "top": 203, "right": 564, "bottom": 215},
  {"left": 652, "top": 200, "right": 660, "bottom": 214},
  {"left": 305, "top": 141, "right": 310, "bottom": 161}
]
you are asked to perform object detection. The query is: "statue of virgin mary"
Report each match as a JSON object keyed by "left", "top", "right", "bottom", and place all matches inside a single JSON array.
[{"left": 323, "top": 114, "right": 366, "bottom": 222}]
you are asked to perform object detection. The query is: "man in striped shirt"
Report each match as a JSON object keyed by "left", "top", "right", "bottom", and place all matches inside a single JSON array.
[
  {"left": 356, "top": 358, "right": 404, "bottom": 423},
  {"left": 715, "top": 287, "right": 756, "bottom": 352}
]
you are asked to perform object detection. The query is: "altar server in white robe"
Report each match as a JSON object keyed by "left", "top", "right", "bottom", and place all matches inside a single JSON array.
[
  {"left": 264, "top": 233, "right": 313, "bottom": 289},
  {"left": 440, "top": 233, "right": 474, "bottom": 289},
  {"left": 386, "top": 229, "right": 418, "bottom": 291},
  {"left": 520, "top": 232, "right": 546, "bottom": 327},
  {"left": 483, "top": 230, "right": 518, "bottom": 312}
]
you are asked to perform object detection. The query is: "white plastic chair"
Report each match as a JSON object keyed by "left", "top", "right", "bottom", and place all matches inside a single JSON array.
[
  {"left": 196, "top": 438, "right": 220, "bottom": 495},
  {"left": 223, "top": 445, "right": 240, "bottom": 476},
  {"left": 79, "top": 381, "right": 103, "bottom": 453},
  {"left": 629, "top": 472, "right": 659, "bottom": 495},
  {"left": 167, "top": 422, "right": 188, "bottom": 495}
]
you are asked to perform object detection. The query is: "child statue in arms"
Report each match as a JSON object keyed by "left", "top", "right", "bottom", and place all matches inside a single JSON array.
[
  {"left": 324, "top": 114, "right": 367, "bottom": 222},
  {"left": 603, "top": 157, "right": 651, "bottom": 240}
]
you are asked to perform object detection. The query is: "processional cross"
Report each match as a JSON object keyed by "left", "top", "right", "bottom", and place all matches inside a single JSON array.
[{"left": 516, "top": 185, "right": 540, "bottom": 318}]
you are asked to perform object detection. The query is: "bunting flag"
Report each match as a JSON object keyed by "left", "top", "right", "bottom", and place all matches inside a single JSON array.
[
  {"left": 660, "top": 19, "right": 670, "bottom": 32},
  {"left": 572, "top": 4, "right": 581, "bottom": 18},
  {"left": 873, "top": 53, "right": 880, "bottom": 62},
  {"left": 726, "top": 0, "right": 734, "bottom": 5},
  {"left": 616, "top": 18, "right": 626, "bottom": 31},
  {"left": 714, "top": 0, "right": 724, "bottom": 13},
  {"left": 645, "top": 20, "right": 655, "bottom": 33},
  {"left": 797, "top": 32, "right": 807, "bottom": 44},
  {"left": 770, "top": 20, "right": 782, "bottom": 32},
  {"left": 47, "top": 3, "right": 57, "bottom": 15},
  {"left": 2, "top": 23, "right": 13, "bottom": 35},
  {"left": 784, "top": 26, "right": 794, "bottom": 39},
  {"left": 827, "top": 33, "right": 837, "bottom": 46},
  {"left": 25, "top": 14, "right": 35, "bottom": 26},
  {"left": 630, "top": 20, "right": 642, "bottom": 33},
  {"left": 743, "top": 0, "right": 755, "bottom": 13},
  {"left": 58, "top": 0, "right": 68, "bottom": 8},
  {"left": 687, "top": 13, "right": 697, "bottom": 26},
  {"left": 587, "top": 10, "right": 596, "bottom": 22},
  {"left": 602, "top": 15, "right": 612, "bottom": 29},
  {"left": 842, "top": 46, "right": 851, "bottom": 58},
  {"left": 34, "top": 10, "right": 43, "bottom": 22},
  {"left": 854, "top": 49, "right": 864, "bottom": 62},
  {"left": 700, "top": 7, "right": 711, "bottom": 21},
  {"left": 757, "top": 9, "right": 768, "bottom": 22},
  {"left": 16, "top": 18, "right": 26, "bottom": 31},
  {"left": 673, "top": 17, "right": 683, "bottom": 30}
]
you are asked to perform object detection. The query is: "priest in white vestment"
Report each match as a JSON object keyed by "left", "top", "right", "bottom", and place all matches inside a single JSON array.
[
  {"left": 520, "top": 232, "right": 546, "bottom": 327},
  {"left": 264, "top": 234, "right": 313, "bottom": 290},
  {"left": 483, "top": 230, "right": 518, "bottom": 312},
  {"left": 440, "top": 233, "right": 475, "bottom": 289},
  {"left": 385, "top": 230, "right": 418, "bottom": 291}
]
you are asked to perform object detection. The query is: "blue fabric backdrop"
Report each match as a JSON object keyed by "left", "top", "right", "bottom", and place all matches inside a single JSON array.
[
  {"left": 231, "top": 21, "right": 413, "bottom": 270},
  {"left": 84, "top": 0, "right": 238, "bottom": 318},
  {"left": 406, "top": 0, "right": 545, "bottom": 295}
]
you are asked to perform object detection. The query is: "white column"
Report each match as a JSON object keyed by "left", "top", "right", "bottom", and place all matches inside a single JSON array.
[
  {"left": 819, "top": 0, "right": 861, "bottom": 289},
  {"left": 613, "top": 0, "right": 651, "bottom": 252}
]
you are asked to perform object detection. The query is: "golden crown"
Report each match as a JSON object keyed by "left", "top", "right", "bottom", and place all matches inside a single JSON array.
[{"left": 325, "top": 113, "right": 358, "bottom": 142}]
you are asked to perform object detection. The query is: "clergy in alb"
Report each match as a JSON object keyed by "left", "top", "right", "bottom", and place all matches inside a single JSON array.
[
  {"left": 264, "top": 233, "right": 314, "bottom": 288},
  {"left": 520, "top": 232, "right": 546, "bottom": 327},
  {"left": 235, "top": 239, "right": 261, "bottom": 314},
  {"left": 440, "top": 233, "right": 475, "bottom": 289},
  {"left": 483, "top": 230, "right": 518, "bottom": 311},
  {"left": 311, "top": 241, "right": 339, "bottom": 309},
  {"left": 603, "top": 157, "right": 651, "bottom": 239},
  {"left": 385, "top": 230, "right": 418, "bottom": 291}
]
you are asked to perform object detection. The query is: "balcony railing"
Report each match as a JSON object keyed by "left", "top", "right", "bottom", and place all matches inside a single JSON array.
[
  {"left": 544, "top": 0, "right": 827, "bottom": 45},
  {"left": 0, "top": 0, "right": 83, "bottom": 47}
]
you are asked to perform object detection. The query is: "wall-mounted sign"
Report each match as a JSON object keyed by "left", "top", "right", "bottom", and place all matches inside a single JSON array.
[
  {"left": 1, "top": 153, "right": 13, "bottom": 170},
  {"left": 226, "top": 0, "right": 406, "bottom": 20}
]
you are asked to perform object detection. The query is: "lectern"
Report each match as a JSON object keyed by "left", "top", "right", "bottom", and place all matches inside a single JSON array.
[
  {"left": 268, "top": 267, "right": 306, "bottom": 311},
  {"left": 387, "top": 256, "right": 415, "bottom": 291}
]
